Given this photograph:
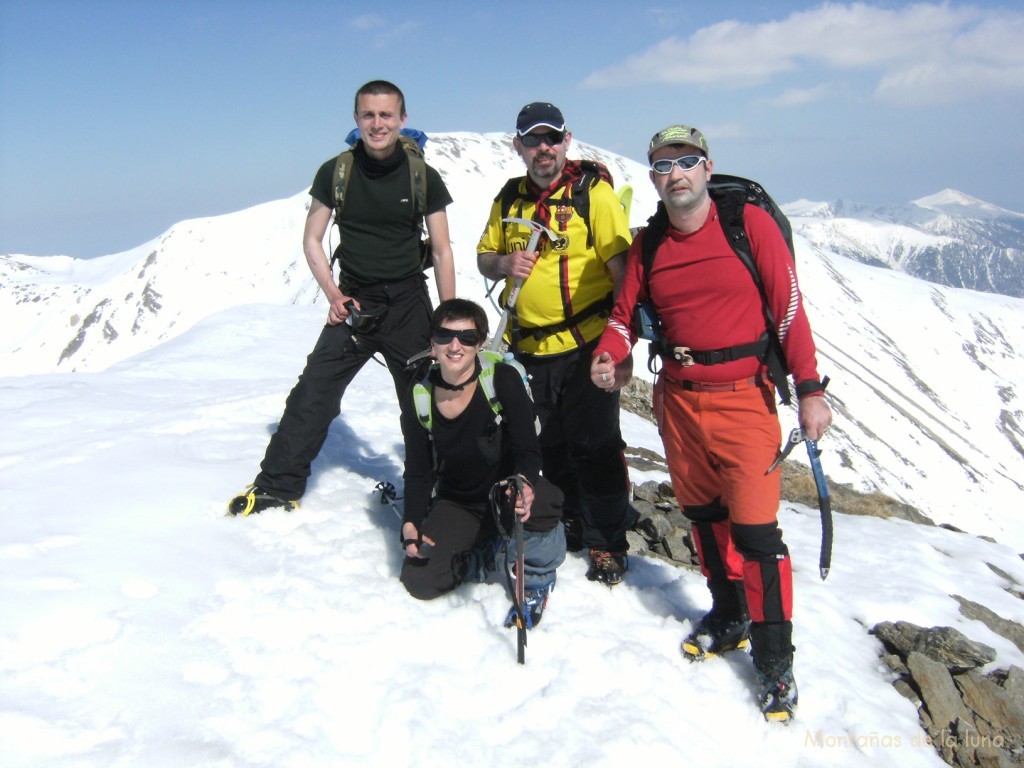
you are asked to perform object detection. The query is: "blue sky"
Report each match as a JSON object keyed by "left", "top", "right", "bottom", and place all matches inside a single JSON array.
[{"left": 2, "top": 0, "right": 1022, "bottom": 258}]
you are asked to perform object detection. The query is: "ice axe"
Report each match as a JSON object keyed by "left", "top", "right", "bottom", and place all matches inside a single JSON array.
[
  {"left": 765, "top": 377, "right": 833, "bottom": 580},
  {"left": 487, "top": 218, "right": 557, "bottom": 352},
  {"left": 766, "top": 428, "right": 833, "bottom": 580}
]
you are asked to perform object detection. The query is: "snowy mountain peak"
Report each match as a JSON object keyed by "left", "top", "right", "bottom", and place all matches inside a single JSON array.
[
  {"left": 913, "top": 188, "right": 1022, "bottom": 219},
  {"left": 787, "top": 188, "right": 1024, "bottom": 298},
  {"left": 2, "top": 131, "right": 1024, "bottom": 550}
]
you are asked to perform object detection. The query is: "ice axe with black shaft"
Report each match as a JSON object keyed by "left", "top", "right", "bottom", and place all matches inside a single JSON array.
[{"left": 487, "top": 218, "right": 557, "bottom": 352}]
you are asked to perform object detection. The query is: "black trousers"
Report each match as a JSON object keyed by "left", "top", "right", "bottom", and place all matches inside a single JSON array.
[
  {"left": 400, "top": 477, "right": 565, "bottom": 601},
  {"left": 522, "top": 340, "right": 631, "bottom": 551},
  {"left": 255, "top": 275, "right": 433, "bottom": 499}
]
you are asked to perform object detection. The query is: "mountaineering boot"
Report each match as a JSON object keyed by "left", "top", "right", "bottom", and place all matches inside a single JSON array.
[
  {"left": 227, "top": 486, "right": 299, "bottom": 516},
  {"left": 504, "top": 581, "right": 554, "bottom": 630},
  {"left": 680, "top": 612, "right": 751, "bottom": 661},
  {"left": 755, "top": 658, "right": 798, "bottom": 723},
  {"left": 586, "top": 549, "right": 627, "bottom": 586},
  {"left": 458, "top": 537, "right": 504, "bottom": 583}
]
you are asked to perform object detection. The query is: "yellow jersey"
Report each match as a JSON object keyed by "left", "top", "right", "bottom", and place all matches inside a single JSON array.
[{"left": 477, "top": 176, "right": 632, "bottom": 356}]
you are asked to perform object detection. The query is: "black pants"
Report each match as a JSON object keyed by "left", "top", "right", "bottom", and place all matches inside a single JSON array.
[
  {"left": 400, "top": 477, "right": 565, "bottom": 600},
  {"left": 523, "top": 340, "right": 631, "bottom": 551},
  {"left": 255, "top": 275, "right": 433, "bottom": 499}
]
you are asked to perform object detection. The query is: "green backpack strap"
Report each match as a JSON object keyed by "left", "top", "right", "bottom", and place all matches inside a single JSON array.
[
  {"left": 412, "top": 377, "right": 434, "bottom": 432},
  {"left": 400, "top": 134, "right": 428, "bottom": 223},
  {"left": 414, "top": 351, "right": 536, "bottom": 435},
  {"left": 330, "top": 150, "right": 355, "bottom": 271},
  {"left": 413, "top": 352, "right": 503, "bottom": 435}
]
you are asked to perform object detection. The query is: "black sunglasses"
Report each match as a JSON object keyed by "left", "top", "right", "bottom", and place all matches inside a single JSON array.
[
  {"left": 519, "top": 131, "right": 565, "bottom": 148},
  {"left": 344, "top": 300, "right": 387, "bottom": 333},
  {"left": 432, "top": 327, "right": 483, "bottom": 346}
]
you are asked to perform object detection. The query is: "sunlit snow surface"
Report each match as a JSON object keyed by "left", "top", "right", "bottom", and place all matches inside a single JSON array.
[{"left": 1, "top": 305, "right": 1022, "bottom": 767}]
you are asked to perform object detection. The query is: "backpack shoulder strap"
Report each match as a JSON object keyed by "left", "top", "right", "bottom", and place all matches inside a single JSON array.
[
  {"left": 330, "top": 149, "right": 357, "bottom": 270},
  {"left": 332, "top": 150, "right": 355, "bottom": 221},
  {"left": 476, "top": 351, "right": 504, "bottom": 419},
  {"left": 640, "top": 203, "right": 670, "bottom": 295},
  {"left": 414, "top": 352, "right": 507, "bottom": 434},
  {"left": 497, "top": 176, "right": 526, "bottom": 221},
  {"left": 571, "top": 160, "right": 614, "bottom": 249},
  {"left": 709, "top": 186, "right": 763, "bottom": 292},
  {"left": 412, "top": 374, "right": 435, "bottom": 433},
  {"left": 708, "top": 180, "right": 793, "bottom": 405},
  {"left": 398, "top": 135, "right": 428, "bottom": 223}
]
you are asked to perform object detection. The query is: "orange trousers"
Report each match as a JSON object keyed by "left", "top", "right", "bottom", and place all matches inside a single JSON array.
[{"left": 657, "top": 376, "right": 782, "bottom": 526}]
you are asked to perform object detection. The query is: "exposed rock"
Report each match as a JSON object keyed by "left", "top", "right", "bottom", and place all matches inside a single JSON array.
[
  {"left": 907, "top": 651, "right": 975, "bottom": 732},
  {"left": 871, "top": 621, "right": 997, "bottom": 673},
  {"left": 624, "top": 480, "right": 700, "bottom": 570},
  {"left": 954, "top": 670, "right": 1024, "bottom": 750},
  {"left": 953, "top": 594, "right": 1024, "bottom": 655},
  {"left": 872, "top": 622, "right": 1023, "bottom": 767}
]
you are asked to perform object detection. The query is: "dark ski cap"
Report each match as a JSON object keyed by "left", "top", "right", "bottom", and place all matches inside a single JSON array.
[{"left": 516, "top": 102, "right": 566, "bottom": 136}]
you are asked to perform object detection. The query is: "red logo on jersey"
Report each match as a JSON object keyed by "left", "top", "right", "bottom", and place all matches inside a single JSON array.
[{"left": 554, "top": 203, "right": 573, "bottom": 230}]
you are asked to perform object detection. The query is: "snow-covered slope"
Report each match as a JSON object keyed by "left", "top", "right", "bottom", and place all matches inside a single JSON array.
[{"left": 1, "top": 304, "right": 1022, "bottom": 767}]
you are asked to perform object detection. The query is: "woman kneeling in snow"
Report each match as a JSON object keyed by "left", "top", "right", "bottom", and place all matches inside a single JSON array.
[{"left": 399, "top": 298, "right": 565, "bottom": 628}]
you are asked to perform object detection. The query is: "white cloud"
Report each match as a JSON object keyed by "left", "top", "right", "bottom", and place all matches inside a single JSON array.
[
  {"left": 581, "top": 3, "right": 1024, "bottom": 105},
  {"left": 765, "top": 84, "right": 833, "bottom": 107},
  {"left": 350, "top": 15, "right": 419, "bottom": 48},
  {"left": 352, "top": 14, "right": 385, "bottom": 31}
]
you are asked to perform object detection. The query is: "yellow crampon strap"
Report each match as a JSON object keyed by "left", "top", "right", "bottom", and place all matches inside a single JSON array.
[
  {"left": 228, "top": 487, "right": 299, "bottom": 516},
  {"left": 238, "top": 490, "right": 257, "bottom": 517}
]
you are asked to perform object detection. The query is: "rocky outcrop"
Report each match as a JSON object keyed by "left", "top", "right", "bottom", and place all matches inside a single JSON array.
[{"left": 871, "top": 621, "right": 1024, "bottom": 766}]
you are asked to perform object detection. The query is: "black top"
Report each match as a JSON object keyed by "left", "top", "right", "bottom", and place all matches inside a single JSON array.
[
  {"left": 403, "top": 362, "right": 542, "bottom": 529},
  {"left": 309, "top": 142, "right": 453, "bottom": 284}
]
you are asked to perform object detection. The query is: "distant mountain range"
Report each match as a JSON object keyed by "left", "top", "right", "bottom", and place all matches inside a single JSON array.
[
  {"left": 785, "top": 189, "right": 1024, "bottom": 298},
  {"left": 1, "top": 132, "right": 1023, "bottom": 545}
]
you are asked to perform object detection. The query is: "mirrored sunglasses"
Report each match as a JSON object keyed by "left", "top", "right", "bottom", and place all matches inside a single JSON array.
[
  {"left": 519, "top": 131, "right": 566, "bottom": 149},
  {"left": 432, "top": 327, "right": 483, "bottom": 346},
  {"left": 650, "top": 155, "right": 708, "bottom": 174}
]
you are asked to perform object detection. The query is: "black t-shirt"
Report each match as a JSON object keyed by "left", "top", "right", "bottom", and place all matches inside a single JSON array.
[
  {"left": 310, "top": 143, "right": 453, "bottom": 284},
  {"left": 402, "top": 362, "right": 542, "bottom": 529}
]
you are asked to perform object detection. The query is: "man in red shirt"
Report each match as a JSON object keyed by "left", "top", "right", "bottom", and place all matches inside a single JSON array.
[{"left": 590, "top": 125, "right": 831, "bottom": 722}]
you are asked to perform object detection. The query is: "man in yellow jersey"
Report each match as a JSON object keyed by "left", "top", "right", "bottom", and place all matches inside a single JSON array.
[{"left": 477, "top": 102, "right": 633, "bottom": 585}]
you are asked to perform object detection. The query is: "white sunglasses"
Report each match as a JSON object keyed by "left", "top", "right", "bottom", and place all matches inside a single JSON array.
[{"left": 650, "top": 155, "right": 707, "bottom": 174}]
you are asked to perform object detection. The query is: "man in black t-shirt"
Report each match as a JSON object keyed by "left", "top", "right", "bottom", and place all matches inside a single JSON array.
[{"left": 229, "top": 80, "right": 456, "bottom": 515}]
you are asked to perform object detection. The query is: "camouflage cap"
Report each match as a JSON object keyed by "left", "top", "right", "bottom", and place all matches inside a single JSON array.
[{"left": 647, "top": 125, "right": 709, "bottom": 160}]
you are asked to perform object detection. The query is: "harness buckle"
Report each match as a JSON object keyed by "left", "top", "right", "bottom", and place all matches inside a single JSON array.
[{"left": 672, "top": 346, "right": 694, "bottom": 367}]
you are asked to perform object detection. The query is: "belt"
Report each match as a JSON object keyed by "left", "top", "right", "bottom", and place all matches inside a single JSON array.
[
  {"left": 665, "top": 334, "right": 770, "bottom": 367},
  {"left": 666, "top": 372, "right": 770, "bottom": 393}
]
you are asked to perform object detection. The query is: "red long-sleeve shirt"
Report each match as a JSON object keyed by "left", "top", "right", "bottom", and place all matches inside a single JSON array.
[{"left": 595, "top": 202, "right": 821, "bottom": 388}]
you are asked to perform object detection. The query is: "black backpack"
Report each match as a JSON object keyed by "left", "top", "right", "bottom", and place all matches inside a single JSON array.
[
  {"left": 497, "top": 159, "right": 614, "bottom": 249},
  {"left": 638, "top": 174, "right": 796, "bottom": 404}
]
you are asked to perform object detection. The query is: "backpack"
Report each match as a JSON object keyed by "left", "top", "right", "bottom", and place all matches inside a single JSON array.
[
  {"left": 638, "top": 174, "right": 796, "bottom": 405},
  {"left": 497, "top": 159, "right": 614, "bottom": 250},
  {"left": 412, "top": 350, "right": 537, "bottom": 434},
  {"left": 330, "top": 131, "right": 431, "bottom": 272}
]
